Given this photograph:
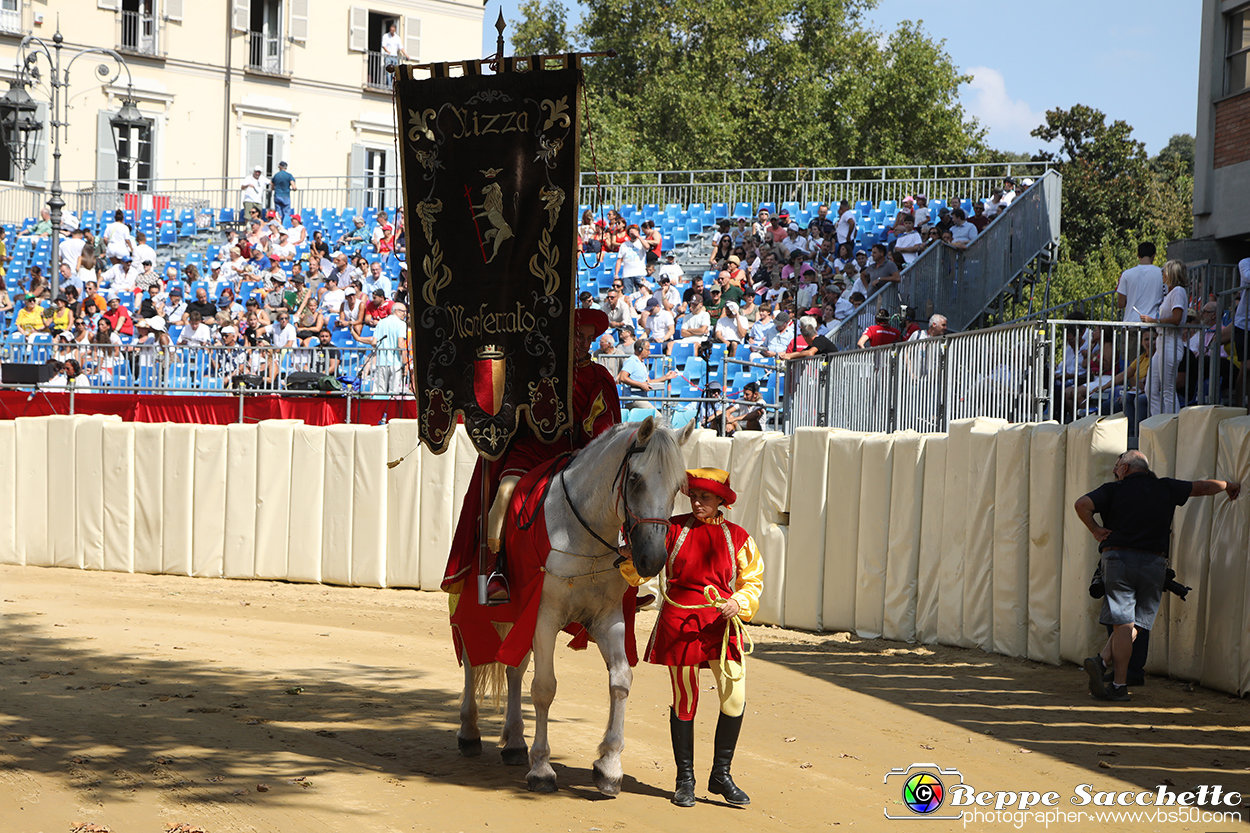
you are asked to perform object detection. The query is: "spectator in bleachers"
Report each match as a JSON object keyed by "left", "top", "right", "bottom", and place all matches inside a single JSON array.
[
  {"left": 729, "top": 217, "right": 750, "bottom": 247},
  {"left": 579, "top": 290, "right": 595, "bottom": 310},
  {"left": 833, "top": 200, "right": 857, "bottom": 249},
  {"left": 27, "top": 266, "right": 50, "bottom": 300},
  {"left": 294, "top": 299, "right": 326, "bottom": 347},
  {"left": 57, "top": 262, "right": 78, "bottom": 297},
  {"left": 247, "top": 244, "right": 272, "bottom": 275},
  {"left": 984, "top": 189, "right": 1006, "bottom": 219},
  {"left": 617, "top": 325, "right": 637, "bottom": 355},
  {"left": 56, "top": 319, "right": 90, "bottom": 359},
  {"left": 709, "top": 234, "right": 734, "bottom": 270},
  {"left": 748, "top": 208, "right": 768, "bottom": 242},
  {"left": 767, "top": 216, "right": 788, "bottom": 246},
  {"left": 267, "top": 311, "right": 297, "bottom": 349},
  {"left": 91, "top": 316, "right": 123, "bottom": 366},
  {"left": 393, "top": 264, "right": 409, "bottom": 308},
  {"left": 326, "top": 251, "right": 354, "bottom": 288},
  {"left": 969, "top": 201, "right": 990, "bottom": 232},
  {"left": 913, "top": 195, "right": 931, "bottom": 228},
  {"left": 779, "top": 223, "right": 805, "bottom": 257},
  {"left": 375, "top": 223, "right": 396, "bottom": 257},
  {"left": 676, "top": 294, "right": 711, "bottom": 347},
  {"left": 642, "top": 297, "right": 676, "bottom": 354},
  {"left": 211, "top": 326, "right": 247, "bottom": 381},
  {"left": 310, "top": 229, "right": 330, "bottom": 267},
  {"left": 15, "top": 294, "right": 43, "bottom": 338},
  {"left": 370, "top": 211, "right": 392, "bottom": 251},
  {"left": 714, "top": 301, "right": 748, "bottom": 357},
  {"left": 794, "top": 266, "right": 820, "bottom": 311},
  {"left": 833, "top": 286, "right": 855, "bottom": 321},
  {"left": 857, "top": 308, "right": 902, "bottom": 348},
  {"left": 336, "top": 216, "right": 368, "bottom": 253},
  {"left": 18, "top": 207, "right": 52, "bottom": 238},
  {"left": 187, "top": 285, "right": 216, "bottom": 322},
  {"left": 270, "top": 162, "right": 296, "bottom": 224},
  {"left": 780, "top": 316, "right": 836, "bottom": 360},
  {"left": 747, "top": 303, "right": 774, "bottom": 353},
  {"left": 757, "top": 309, "right": 793, "bottom": 359},
  {"left": 740, "top": 239, "right": 762, "bottom": 279},
  {"left": 862, "top": 244, "right": 900, "bottom": 294},
  {"left": 338, "top": 284, "right": 364, "bottom": 329},
  {"left": 138, "top": 282, "right": 164, "bottom": 321},
  {"left": 948, "top": 209, "right": 978, "bottom": 249},
  {"left": 715, "top": 270, "right": 744, "bottom": 307},
  {"left": 220, "top": 246, "right": 248, "bottom": 282},
  {"left": 618, "top": 339, "right": 678, "bottom": 404},
  {"left": 602, "top": 286, "right": 634, "bottom": 331},
  {"left": 815, "top": 303, "right": 838, "bottom": 337},
  {"left": 739, "top": 292, "right": 759, "bottom": 326},
  {"left": 130, "top": 232, "right": 155, "bottom": 273},
  {"left": 164, "top": 286, "right": 187, "bottom": 327},
  {"left": 363, "top": 261, "right": 392, "bottom": 299},
  {"left": 264, "top": 273, "right": 289, "bottom": 318},
  {"left": 317, "top": 279, "right": 346, "bottom": 317},
  {"left": 726, "top": 255, "right": 747, "bottom": 288},
  {"left": 101, "top": 210, "right": 133, "bottom": 265},
  {"left": 1000, "top": 177, "right": 1017, "bottom": 208},
  {"left": 135, "top": 260, "right": 161, "bottom": 294},
  {"left": 269, "top": 232, "right": 296, "bottom": 262},
  {"left": 133, "top": 316, "right": 171, "bottom": 378},
  {"left": 0, "top": 281, "right": 10, "bottom": 333},
  {"left": 58, "top": 227, "right": 86, "bottom": 269},
  {"left": 241, "top": 165, "right": 269, "bottom": 219},
  {"left": 657, "top": 250, "right": 684, "bottom": 284},
  {"left": 304, "top": 255, "right": 326, "bottom": 286},
  {"left": 309, "top": 328, "right": 340, "bottom": 376},
  {"left": 218, "top": 286, "right": 244, "bottom": 324},
  {"left": 1141, "top": 259, "right": 1189, "bottom": 415},
  {"left": 284, "top": 273, "right": 311, "bottom": 316},
  {"left": 81, "top": 280, "right": 106, "bottom": 317},
  {"left": 46, "top": 295, "right": 73, "bottom": 336},
  {"left": 680, "top": 273, "right": 713, "bottom": 315},
  {"left": 361, "top": 288, "right": 394, "bottom": 329},
  {"left": 642, "top": 219, "right": 663, "bottom": 258},
  {"left": 103, "top": 295, "right": 135, "bottom": 336},
  {"left": 908, "top": 314, "right": 948, "bottom": 341},
  {"left": 1116, "top": 241, "right": 1163, "bottom": 324},
  {"left": 892, "top": 215, "right": 924, "bottom": 266}
]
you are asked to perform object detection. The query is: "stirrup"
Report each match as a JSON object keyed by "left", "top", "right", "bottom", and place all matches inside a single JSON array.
[{"left": 485, "top": 571, "right": 510, "bottom": 605}]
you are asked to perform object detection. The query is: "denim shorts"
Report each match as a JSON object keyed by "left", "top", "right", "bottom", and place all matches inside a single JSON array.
[{"left": 1099, "top": 549, "right": 1167, "bottom": 630}]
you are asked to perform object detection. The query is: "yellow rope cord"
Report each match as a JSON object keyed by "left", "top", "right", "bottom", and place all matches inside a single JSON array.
[{"left": 656, "top": 521, "right": 754, "bottom": 682}]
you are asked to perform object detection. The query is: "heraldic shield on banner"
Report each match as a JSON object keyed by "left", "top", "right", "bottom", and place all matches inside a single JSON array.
[{"left": 394, "top": 64, "right": 580, "bottom": 460}]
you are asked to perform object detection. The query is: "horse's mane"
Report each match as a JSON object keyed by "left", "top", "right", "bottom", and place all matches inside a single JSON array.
[{"left": 576, "top": 421, "right": 688, "bottom": 501}]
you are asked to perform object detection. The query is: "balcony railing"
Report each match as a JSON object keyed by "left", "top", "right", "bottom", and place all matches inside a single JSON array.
[
  {"left": 247, "top": 31, "right": 285, "bottom": 75},
  {"left": 0, "top": 5, "right": 22, "bottom": 35},
  {"left": 365, "top": 51, "right": 393, "bottom": 90},
  {"left": 118, "top": 10, "right": 158, "bottom": 56}
]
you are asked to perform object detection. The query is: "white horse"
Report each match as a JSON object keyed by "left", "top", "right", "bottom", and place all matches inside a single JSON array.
[{"left": 457, "top": 416, "right": 694, "bottom": 795}]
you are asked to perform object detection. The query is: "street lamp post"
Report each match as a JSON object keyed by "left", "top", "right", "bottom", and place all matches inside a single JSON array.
[{"left": 0, "top": 26, "right": 147, "bottom": 298}]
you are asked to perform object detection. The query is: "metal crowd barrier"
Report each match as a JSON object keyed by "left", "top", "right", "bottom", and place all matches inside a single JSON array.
[{"left": 0, "top": 342, "right": 409, "bottom": 396}]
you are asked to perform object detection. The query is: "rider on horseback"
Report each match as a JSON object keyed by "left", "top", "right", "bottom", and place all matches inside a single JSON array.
[
  {"left": 618, "top": 468, "right": 764, "bottom": 808},
  {"left": 443, "top": 308, "right": 621, "bottom": 604}
]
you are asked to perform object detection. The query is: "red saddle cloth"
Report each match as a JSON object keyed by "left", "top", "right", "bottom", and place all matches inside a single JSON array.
[{"left": 448, "top": 458, "right": 638, "bottom": 668}]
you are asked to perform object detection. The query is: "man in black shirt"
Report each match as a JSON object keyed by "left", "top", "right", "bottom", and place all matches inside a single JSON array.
[
  {"left": 187, "top": 285, "right": 217, "bottom": 321},
  {"left": 1074, "top": 450, "right": 1239, "bottom": 701}
]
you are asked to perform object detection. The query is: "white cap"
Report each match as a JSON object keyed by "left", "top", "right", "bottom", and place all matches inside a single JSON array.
[
  {"left": 142, "top": 316, "right": 167, "bottom": 332},
  {"left": 253, "top": 164, "right": 263, "bottom": 172},
  {"left": 220, "top": 326, "right": 237, "bottom": 335},
  {"left": 725, "top": 301, "right": 740, "bottom": 315}
]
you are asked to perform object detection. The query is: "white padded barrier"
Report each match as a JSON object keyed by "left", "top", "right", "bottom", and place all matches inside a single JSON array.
[
  {"left": 1137, "top": 414, "right": 1179, "bottom": 677},
  {"left": 992, "top": 424, "right": 1033, "bottom": 659},
  {"left": 162, "top": 424, "right": 197, "bottom": 577},
  {"left": 417, "top": 426, "right": 458, "bottom": 590},
  {"left": 192, "top": 424, "right": 227, "bottom": 578},
  {"left": 254, "top": 420, "right": 298, "bottom": 580},
  {"left": 15, "top": 417, "right": 50, "bottom": 566},
  {"left": 823, "top": 431, "right": 866, "bottom": 632},
  {"left": 1203, "top": 417, "right": 1250, "bottom": 694},
  {"left": 938, "top": 419, "right": 976, "bottom": 647},
  {"left": 74, "top": 417, "right": 117, "bottom": 572},
  {"left": 47, "top": 415, "right": 80, "bottom": 568},
  {"left": 883, "top": 432, "right": 926, "bottom": 643},
  {"left": 682, "top": 428, "right": 716, "bottom": 471},
  {"left": 786, "top": 428, "right": 832, "bottom": 631},
  {"left": 754, "top": 432, "right": 791, "bottom": 626},
  {"left": 964, "top": 419, "right": 1007, "bottom": 651},
  {"left": 351, "top": 426, "right": 389, "bottom": 588},
  {"left": 727, "top": 430, "right": 768, "bottom": 534},
  {"left": 321, "top": 424, "right": 357, "bottom": 586},
  {"left": 1026, "top": 423, "right": 1065, "bottom": 664},
  {"left": 385, "top": 419, "right": 423, "bottom": 588},
  {"left": 0, "top": 421, "right": 15, "bottom": 566},
  {"left": 131, "top": 423, "right": 165, "bottom": 575},
  {"left": 288, "top": 425, "right": 327, "bottom": 584},
  {"left": 855, "top": 433, "right": 894, "bottom": 639},
  {"left": 1168, "top": 405, "right": 1246, "bottom": 681},
  {"left": 222, "top": 423, "right": 259, "bottom": 579},
  {"left": 698, "top": 436, "right": 734, "bottom": 478},
  {"left": 101, "top": 421, "right": 135, "bottom": 573},
  {"left": 915, "top": 434, "right": 947, "bottom": 644},
  {"left": 1059, "top": 414, "right": 1126, "bottom": 665}
]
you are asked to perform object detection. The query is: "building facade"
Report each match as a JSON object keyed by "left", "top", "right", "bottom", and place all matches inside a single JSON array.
[
  {"left": 0, "top": 0, "right": 483, "bottom": 217},
  {"left": 1188, "top": 0, "right": 1250, "bottom": 260}
]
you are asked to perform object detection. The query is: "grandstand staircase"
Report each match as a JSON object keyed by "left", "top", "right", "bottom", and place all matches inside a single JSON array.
[{"left": 829, "top": 168, "right": 1062, "bottom": 347}]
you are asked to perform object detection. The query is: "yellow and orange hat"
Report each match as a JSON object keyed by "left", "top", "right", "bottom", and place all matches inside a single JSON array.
[{"left": 686, "top": 467, "right": 736, "bottom": 507}]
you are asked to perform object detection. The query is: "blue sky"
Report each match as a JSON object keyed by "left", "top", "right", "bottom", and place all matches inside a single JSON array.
[{"left": 479, "top": 0, "right": 1200, "bottom": 157}]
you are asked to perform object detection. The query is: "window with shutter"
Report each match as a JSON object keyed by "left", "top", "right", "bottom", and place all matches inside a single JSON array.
[
  {"left": 289, "top": 0, "right": 309, "bottom": 42},
  {"left": 231, "top": 0, "right": 249, "bottom": 33},
  {"left": 164, "top": 0, "right": 183, "bottom": 22},
  {"left": 348, "top": 6, "right": 367, "bottom": 52},
  {"left": 404, "top": 16, "right": 421, "bottom": 62},
  {"left": 97, "top": 0, "right": 119, "bottom": 10}
]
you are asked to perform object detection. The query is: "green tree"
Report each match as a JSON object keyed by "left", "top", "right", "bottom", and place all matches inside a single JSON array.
[
  {"left": 1030, "top": 105, "right": 1151, "bottom": 263},
  {"left": 509, "top": 0, "right": 572, "bottom": 57},
  {"left": 1152, "top": 133, "right": 1194, "bottom": 177},
  {"left": 516, "top": 0, "right": 987, "bottom": 170}
]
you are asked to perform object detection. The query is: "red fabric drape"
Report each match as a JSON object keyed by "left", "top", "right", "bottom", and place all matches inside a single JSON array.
[{"left": 0, "top": 390, "right": 419, "bottom": 425}]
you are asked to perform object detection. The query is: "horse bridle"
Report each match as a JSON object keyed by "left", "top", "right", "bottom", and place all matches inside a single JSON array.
[{"left": 559, "top": 432, "right": 671, "bottom": 556}]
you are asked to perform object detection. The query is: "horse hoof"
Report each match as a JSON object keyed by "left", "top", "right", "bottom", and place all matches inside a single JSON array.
[
  {"left": 527, "top": 773, "right": 558, "bottom": 793},
  {"left": 501, "top": 746, "right": 528, "bottom": 766},
  {"left": 458, "top": 737, "right": 483, "bottom": 757},
  {"left": 592, "top": 763, "right": 621, "bottom": 797}
]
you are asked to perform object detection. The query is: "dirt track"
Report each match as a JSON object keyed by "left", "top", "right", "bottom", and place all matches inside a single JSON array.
[{"left": 1, "top": 564, "right": 1248, "bottom": 832}]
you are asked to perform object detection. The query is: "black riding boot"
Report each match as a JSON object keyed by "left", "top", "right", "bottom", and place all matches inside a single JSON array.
[
  {"left": 669, "top": 708, "right": 696, "bottom": 807},
  {"left": 707, "top": 711, "right": 750, "bottom": 805}
]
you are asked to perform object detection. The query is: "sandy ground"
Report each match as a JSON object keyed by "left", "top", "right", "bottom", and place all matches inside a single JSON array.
[{"left": 1, "top": 564, "right": 1248, "bottom": 833}]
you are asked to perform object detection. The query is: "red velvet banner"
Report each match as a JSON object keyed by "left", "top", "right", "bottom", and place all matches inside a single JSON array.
[{"left": 0, "top": 390, "right": 418, "bottom": 425}]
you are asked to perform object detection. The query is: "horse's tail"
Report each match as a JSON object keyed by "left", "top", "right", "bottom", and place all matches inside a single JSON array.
[{"left": 465, "top": 622, "right": 514, "bottom": 712}]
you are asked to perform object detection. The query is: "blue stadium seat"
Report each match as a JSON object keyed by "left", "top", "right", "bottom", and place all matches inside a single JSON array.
[
  {"left": 929, "top": 199, "right": 947, "bottom": 216},
  {"left": 664, "top": 204, "right": 682, "bottom": 220},
  {"left": 682, "top": 356, "right": 707, "bottom": 386},
  {"left": 158, "top": 224, "right": 177, "bottom": 246},
  {"left": 806, "top": 201, "right": 822, "bottom": 215},
  {"left": 626, "top": 407, "right": 656, "bottom": 422},
  {"left": 856, "top": 200, "right": 872, "bottom": 217},
  {"left": 879, "top": 200, "right": 897, "bottom": 218},
  {"left": 733, "top": 202, "right": 752, "bottom": 219},
  {"left": 218, "top": 208, "right": 235, "bottom": 225},
  {"left": 781, "top": 201, "right": 800, "bottom": 217}
]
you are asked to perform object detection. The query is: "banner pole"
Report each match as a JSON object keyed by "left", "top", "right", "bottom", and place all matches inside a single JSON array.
[{"left": 477, "top": 458, "right": 492, "bottom": 606}]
